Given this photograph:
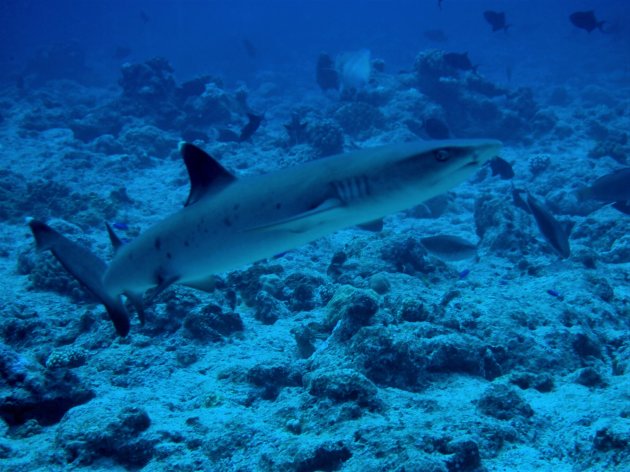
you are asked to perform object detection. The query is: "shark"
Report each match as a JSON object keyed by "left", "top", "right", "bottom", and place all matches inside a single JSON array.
[{"left": 29, "top": 139, "right": 501, "bottom": 335}]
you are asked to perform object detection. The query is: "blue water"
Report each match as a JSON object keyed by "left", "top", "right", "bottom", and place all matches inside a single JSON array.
[{"left": 1, "top": 1, "right": 629, "bottom": 471}]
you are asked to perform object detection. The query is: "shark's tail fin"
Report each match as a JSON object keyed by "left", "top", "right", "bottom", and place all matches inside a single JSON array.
[{"left": 28, "top": 220, "right": 130, "bottom": 336}]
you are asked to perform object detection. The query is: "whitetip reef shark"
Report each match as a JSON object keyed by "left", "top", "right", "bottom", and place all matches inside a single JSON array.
[{"left": 29, "top": 139, "right": 501, "bottom": 335}]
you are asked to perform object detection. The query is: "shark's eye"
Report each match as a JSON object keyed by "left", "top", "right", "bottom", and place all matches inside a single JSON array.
[{"left": 434, "top": 149, "right": 450, "bottom": 162}]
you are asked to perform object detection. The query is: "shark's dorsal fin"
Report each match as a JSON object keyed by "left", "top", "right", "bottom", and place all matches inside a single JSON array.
[
  {"left": 180, "top": 142, "right": 237, "bottom": 206},
  {"left": 106, "top": 223, "right": 123, "bottom": 253}
]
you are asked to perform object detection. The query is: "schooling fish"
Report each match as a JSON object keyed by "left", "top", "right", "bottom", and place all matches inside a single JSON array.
[
  {"left": 420, "top": 235, "right": 477, "bottom": 261},
  {"left": 239, "top": 113, "right": 264, "bottom": 142},
  {"left": 569, "top": 11, "right": 606, "bottom": 33},
  {"left": 489, "top": 157, "right": 514, "bottom": 180},
  {"left": 526, "top": 193, "right": 573, "bottom": 259},
  {"left": 576, "top": 168, "right": 630, "bottom": 214},
  {"left": 483, "top": 11, "right": 510, "bottom": 32},
  {"left": 30, "top": 139, "right": 500, "bottom": 335}
]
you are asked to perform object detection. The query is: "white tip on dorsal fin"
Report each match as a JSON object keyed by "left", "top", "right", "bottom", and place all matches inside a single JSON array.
[{"left": 179, "top": 142, "right": 237, "bottom": 206}]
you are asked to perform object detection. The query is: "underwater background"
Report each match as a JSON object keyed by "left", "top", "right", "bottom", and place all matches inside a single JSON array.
[{"left": 0, "top": 0, "right": 629, "bottom": 470}]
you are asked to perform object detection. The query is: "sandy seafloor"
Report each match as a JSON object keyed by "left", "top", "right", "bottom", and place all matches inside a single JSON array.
[{"left": 0, "top": 54, "right": 629, "bottom": 472}]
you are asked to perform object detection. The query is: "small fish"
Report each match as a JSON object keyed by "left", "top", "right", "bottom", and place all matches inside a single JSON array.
[
  {"left": 489, "top": 157, "right": 514, "bottom": 180},
  {"left": 569, "top": 11, "right": 606, "bottom": 33},
  {"left": 526, "top": 193, "right": 572, "bottom": 259},
  {"left": 316, "top": 53, "right": 339, "bottom": 91},
  {"left": 547, "top": 289, "right": 560, "bottom": 298},
  {"left": 140, "top": 10, "right": 150, "bottom": 24},
  {"left": 420, "top": 235, "right": 477, "bottom": 261},
  {"left": 437, "top": 0, "right": 444, "bottom": 11},
  {"left": 238, "top": 113, "right": 264, "bottom": 142},
  {"left": 443, "top": 52, "right": 477, "bottom": 73},
  {"left": 576, "top": 168, "right": 630, "bottom": 214},
  {"left": 512, "top": 188, "right": 530, "bottom": 213},
  {"left": 459, "top": 269, "right": 470, "bottom": 279},
  {"left": 483, "top": 10, "right": 510, "bottom": 32},
  {"left": 423, "top": 118, "right": 450, "bottom": 139},
  {"left": 284, "top": 114, "right": 308, "bottom": 146}
]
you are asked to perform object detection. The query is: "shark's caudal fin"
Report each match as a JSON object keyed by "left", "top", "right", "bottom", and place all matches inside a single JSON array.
[{"left": 28, "top": 220, "right": 131, "bottom": 336}]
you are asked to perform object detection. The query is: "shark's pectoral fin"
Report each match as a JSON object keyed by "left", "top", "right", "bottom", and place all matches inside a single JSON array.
[{"left": 245, "top": 198, "right": 344, "bottom": 233}]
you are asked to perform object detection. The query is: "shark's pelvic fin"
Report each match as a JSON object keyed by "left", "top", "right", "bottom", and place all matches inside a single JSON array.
[
  {"left": 180, "top": 142, "right": 237, "bottom": 206},
  {"left": 28, "top": 220, "right": 131, "bottom": 336}
]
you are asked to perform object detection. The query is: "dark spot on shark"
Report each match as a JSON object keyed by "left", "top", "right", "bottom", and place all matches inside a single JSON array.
[{"left": 154, "top": 238, "right": 161, "bottom": 250}]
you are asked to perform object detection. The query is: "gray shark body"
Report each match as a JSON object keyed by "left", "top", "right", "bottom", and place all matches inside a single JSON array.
[{"left": 31, "top": 139, "right": 501, "bottom": 335}]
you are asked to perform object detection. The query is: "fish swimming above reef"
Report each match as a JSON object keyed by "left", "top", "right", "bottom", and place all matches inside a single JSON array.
[
  {"left": 576, "top": 168, "right": 630, "bottom": 214},
  {"left": 316, "top": 52, "right": 339, "bottom": 91},
  {"left": 489, "top": 157, "right": 514, "bottom": 180},
  {"left": 420, "top": 235, "right": 477, "bottom": 261},
  {"left": 443, "top": 52, "right": 477, "bottom": 73},
  {"left": 514, "top": 190, "right": 573, "bottom": 259},
  {"left": 483, "top": 11, "right": 510, "bottom": 32},
  {"left": 569, "top": 11, "right": 607, "bottom": 33},
  {"left": 30, "top": 139, "right": 501, "bottom": 335},
  {"left": 238, "top": 113, "right": 264, "bottom": 142}
]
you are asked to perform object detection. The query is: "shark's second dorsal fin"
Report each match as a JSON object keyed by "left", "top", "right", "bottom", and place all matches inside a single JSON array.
[{"left": 180, "top": 142, "right": 237, "bottom": 206}]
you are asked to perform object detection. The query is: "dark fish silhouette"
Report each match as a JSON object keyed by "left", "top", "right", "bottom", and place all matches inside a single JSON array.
[
  {"left": 423, "top": 29, "right": 448, "bottom": 43},
  {"left": 423, "top": 118, "right": 450, "bottom": 139},
  {"left": 577, "top": 168, "right": 630, "bottom": 214},
  {"left": 316, "top": 53, "right": 339, "bottom": 91},
  {"left": 140, "top": 10, "right": 150, "bottom": 24},
  {"left": 483, "top": 11, "right": 510, "bottom": 32},
  {"left": 444, "top": 52, "right": 477, "bottom": 73},
  {"left": 239, "top": 113, "right": 264, "bottom": 142},
  {"left": 438, "top": 0, "right": 444, "bottom": 11},
  {"left": 243, "top": 39, "right": 257, "bottom": 59},
  {"left": 284, "top": 114, "right": 308, "bottom": 145},
  {"left": 489, "top": 157, "right": 514, "bottom": 180},
  {"left": 420, "top": 235, "right": 477, "bottom": 261},
  {"left": 569, "top": 11, "right": 606, "bottom": 33},
  {"left": 526, "top": 193, "right": 572, "bottom": 259}
]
